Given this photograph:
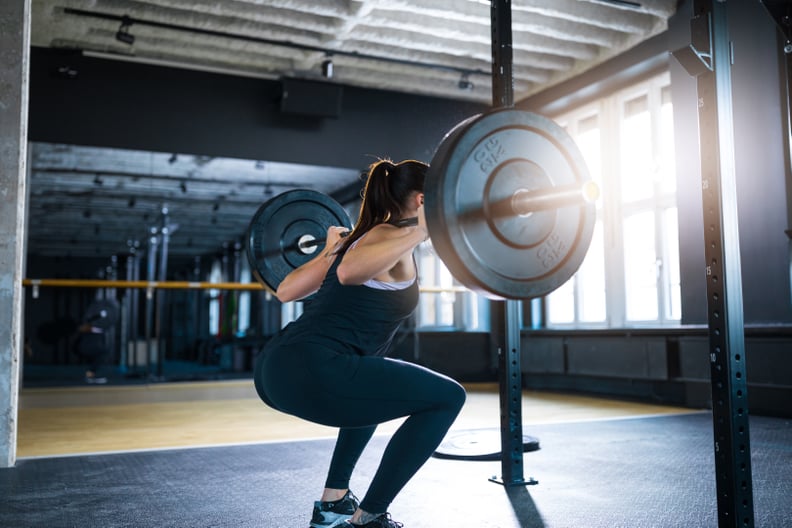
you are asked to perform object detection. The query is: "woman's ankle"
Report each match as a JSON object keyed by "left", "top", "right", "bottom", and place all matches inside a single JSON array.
[{"left": 320, "top": 487, "right": 348, "bottom": 502}]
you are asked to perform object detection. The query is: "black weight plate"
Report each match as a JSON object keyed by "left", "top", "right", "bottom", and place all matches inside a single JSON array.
[
  {"left": 246, "top": 189, "right": 352, "bottom": 292},
  {"left": 84, "top": 299, "right": 120, "bottom": 330},
  {"left": 425, "top": 108, "right": 596, "bottom": 300}
]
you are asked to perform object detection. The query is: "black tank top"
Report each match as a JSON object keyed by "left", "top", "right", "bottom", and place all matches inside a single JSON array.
[{"left": 272, "top": 252, "right": 419, "bottom": 357}]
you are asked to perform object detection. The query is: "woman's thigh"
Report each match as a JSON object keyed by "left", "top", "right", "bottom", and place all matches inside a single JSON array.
[{"left": 258, "top": 344, "right": 463, "bottom": 428}]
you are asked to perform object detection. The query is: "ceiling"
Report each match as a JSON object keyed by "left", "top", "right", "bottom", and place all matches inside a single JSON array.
[
  {"left": 26, "top": 0, "right": 678, "bottom": 266},
  {"left": 27, "top": 143, "right": 361, "bottom": 261}
]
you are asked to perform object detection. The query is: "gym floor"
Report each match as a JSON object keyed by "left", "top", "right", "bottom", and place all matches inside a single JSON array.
[
  {"left": 5, "top": 382, "right": 792, "bottom": 527},
  {"left": 17, "top": 381, "right": 690, "bottom": 458}
]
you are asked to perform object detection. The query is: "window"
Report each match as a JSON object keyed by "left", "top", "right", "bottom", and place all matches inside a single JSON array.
[
  {"left": 415, "top": 242, "right": 489, "bottom": 331},
  {"left": 546, "top": 72, "right": 681, "bottom": 327}
]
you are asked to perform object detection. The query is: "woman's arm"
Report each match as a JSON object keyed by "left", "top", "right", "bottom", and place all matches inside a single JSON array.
[{"left": 275, "top": 226, "right": 348, "bottom": 302}]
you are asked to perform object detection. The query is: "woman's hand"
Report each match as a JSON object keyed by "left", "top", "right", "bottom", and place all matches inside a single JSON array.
[{"left": 324, "top": 225, "right": 349, "bottom": 255}]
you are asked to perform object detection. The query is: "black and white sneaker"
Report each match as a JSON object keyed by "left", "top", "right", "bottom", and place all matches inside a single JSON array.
[
  {"left": 309, "top": 490, "right": 360, "bottom": 528},
  {"left": 341, "top": 512, "right": 404, "bottom": 528}
]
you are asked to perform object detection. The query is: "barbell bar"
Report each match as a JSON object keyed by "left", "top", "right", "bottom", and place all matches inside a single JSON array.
[
  {"left": 295, "top": 217, "right": 420, "bottom": 253},
  {"left": 246, "top": 109, "right": 598, "bottom": 300},
  {"left": 423, "top": 108, "right": 597, "bottom": 300}
]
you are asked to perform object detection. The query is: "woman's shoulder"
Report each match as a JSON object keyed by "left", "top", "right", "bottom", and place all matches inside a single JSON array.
[{"left": 367, "top": 222, "right": 401, "bottom": 238}]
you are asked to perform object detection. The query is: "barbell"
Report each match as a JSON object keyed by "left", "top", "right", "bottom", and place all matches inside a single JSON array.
[{"left": 246, "top": 108, "right": 598, "bottom": 300}]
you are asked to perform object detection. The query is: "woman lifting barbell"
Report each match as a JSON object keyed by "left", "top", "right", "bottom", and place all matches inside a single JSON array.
[{"left": 254, "top": 158, "right": 466, "bottom": 528}]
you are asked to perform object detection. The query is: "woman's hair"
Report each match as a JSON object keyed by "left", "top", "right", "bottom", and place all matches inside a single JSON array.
[{"left": 337, "top": 158, "right": 428, "bottom": 254}]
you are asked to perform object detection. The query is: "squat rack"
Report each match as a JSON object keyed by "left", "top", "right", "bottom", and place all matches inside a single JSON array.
[{"left": 486, "top": 1, "right": 757, "bottom": 527}]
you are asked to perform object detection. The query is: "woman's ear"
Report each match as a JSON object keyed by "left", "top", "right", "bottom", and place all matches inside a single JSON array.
[{"left": 417, "top": 192, "right": 425, "bottom": 207}]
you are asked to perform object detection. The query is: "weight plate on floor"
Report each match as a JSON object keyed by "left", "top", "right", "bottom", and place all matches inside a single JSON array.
[
  {"left": 246, "top": 189, "right": 352, "bottom": 292},
  {"left": 433, "top": 427, "right": 540, "bottom": 461},
  {"left": 424, "top": 108, "right": 596, "bottom": 300}
]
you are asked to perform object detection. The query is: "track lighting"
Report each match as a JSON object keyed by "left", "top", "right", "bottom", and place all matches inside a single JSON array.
[
  {"left": 458, "top": 73, "right": 474, "bottom": 91},
  {"left": 169, "top": 153, "right": 178, "bottom": 164},
  {"left": 322, "top": 58, "right": 334, "bottom": 79},
  {"left": 115, "top": 16, "right": 135, "bottom": 45}
]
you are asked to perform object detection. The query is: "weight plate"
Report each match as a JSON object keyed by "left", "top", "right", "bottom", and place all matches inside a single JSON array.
[
  {"left": 246, "top": 189, "right": 352, "bottom": 292},
  {"left": 425, "top": 108, "right": 596, "bottom": 300},
  {"left": 84, "top": 299, "right": 120, "bottom": 330}
]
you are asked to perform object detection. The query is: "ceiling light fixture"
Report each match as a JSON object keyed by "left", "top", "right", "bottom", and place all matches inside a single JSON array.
[
  {"left": 322, "top": 58, "right": 334, "bottom": 79},
  {"left": 168, "top": 153, "right": 178, "bottom": 164},
  {"left": 115, "top": 16, "right": 135, "bottom": 45},
  {"left": 458, "top": 73, "right": 474, "bottom": 91}
]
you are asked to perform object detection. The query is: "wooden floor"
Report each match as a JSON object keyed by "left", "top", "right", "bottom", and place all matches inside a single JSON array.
[{"left": 17, "top": 381, "right": 697, "bottom": 458}]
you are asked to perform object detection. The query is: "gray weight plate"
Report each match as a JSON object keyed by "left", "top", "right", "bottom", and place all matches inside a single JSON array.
[{"left": 424, "top": 108, "right": 596, "bottom": 300}]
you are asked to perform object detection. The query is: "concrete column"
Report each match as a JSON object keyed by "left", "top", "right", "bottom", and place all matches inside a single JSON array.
[{"left": 0, "top": 0, "right": 31, "bottom": 468}]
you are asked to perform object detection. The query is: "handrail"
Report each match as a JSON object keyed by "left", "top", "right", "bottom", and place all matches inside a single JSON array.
[{"left": 21, "top": 278, "right": 468, "bottom": 294}]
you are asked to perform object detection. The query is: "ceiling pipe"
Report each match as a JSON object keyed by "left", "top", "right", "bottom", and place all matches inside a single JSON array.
[{"left": 63, "top": 7, "right": 489, "bottom": 79}]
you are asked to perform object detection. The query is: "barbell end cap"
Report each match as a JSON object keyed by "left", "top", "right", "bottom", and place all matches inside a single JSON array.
[{"left": 582, "top": 181, "right": 600, "bottom": 203}]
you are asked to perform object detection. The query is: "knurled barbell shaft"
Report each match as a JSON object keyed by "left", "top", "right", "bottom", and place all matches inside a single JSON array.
[
  {"left": 296, "top": 219, "right": 417, "bottom": 250},
  {"left": 297, "top": 231, "right": 350, "bottom": 251},
  {"left": 489, "top": 181, "right": 600, "bottom": 219}
]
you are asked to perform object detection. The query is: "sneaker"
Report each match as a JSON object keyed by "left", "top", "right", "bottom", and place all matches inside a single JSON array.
[
  {"left": 341, "top": 513, "right": 403, "bottom": 528},
  {"left": 309, "top": 490, "right": 360, "bottom": 528}
]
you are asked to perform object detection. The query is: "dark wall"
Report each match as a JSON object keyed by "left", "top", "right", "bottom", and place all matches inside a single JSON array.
[
  {"left": 668, "top": 1, "right": 791, "bottom": 325},
  {"left": 29, "top": 48, "right": 487, "bottom": 169}
]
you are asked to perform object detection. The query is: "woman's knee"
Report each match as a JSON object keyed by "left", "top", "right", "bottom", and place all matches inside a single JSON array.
[{"left": 443, "top": 379, "right": 467, "bottom": 413}]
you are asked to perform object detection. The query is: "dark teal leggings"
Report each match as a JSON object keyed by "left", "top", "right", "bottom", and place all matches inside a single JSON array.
[{"left": 254, "top": 342, "right": 466, "bottom": 513}]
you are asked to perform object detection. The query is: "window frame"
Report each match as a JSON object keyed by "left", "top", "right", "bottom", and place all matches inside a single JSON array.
[{"left": 545, "top": 71, "right": 681, "bottom": 329}]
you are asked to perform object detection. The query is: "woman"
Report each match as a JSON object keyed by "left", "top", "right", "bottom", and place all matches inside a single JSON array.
[{"left": 254, "top": 159, "right": 466, "bottom": 528}]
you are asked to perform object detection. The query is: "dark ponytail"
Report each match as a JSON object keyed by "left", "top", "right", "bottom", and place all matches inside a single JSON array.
[{"left": 338, "top": 158, "right": 427, "bottom": 254}]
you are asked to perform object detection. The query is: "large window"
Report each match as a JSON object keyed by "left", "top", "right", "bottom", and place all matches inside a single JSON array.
[
  {"left": 416, "top": 242, "right": 489, "bottom": 331},
  {"left": 546, "top": 72, "right": 681, "bottom": 327}
]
